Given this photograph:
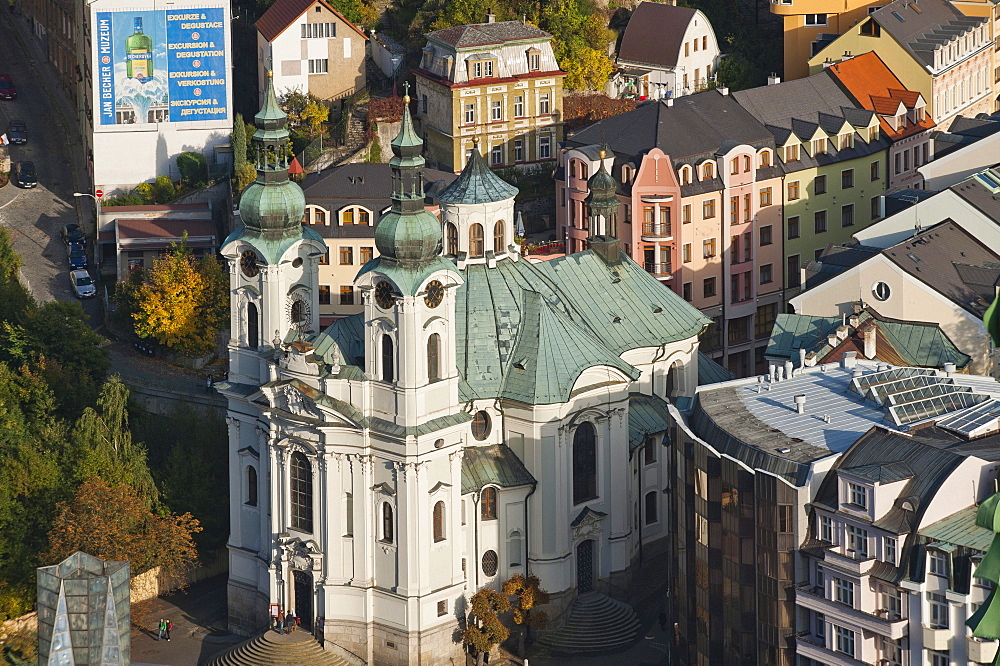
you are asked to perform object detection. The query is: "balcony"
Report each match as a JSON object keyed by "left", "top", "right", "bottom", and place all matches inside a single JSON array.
[
  {"left": 795, "top": 585, "right": 908, "bottom": 640},
  {"left": 970, "top": 636, "right": 1000, "bottom": 663},
  {"left": 641, "top": 222, "right": 673, "bottom": 241},
  {"left": 825, "top": 548, "right": 877, "bottom": 576},
  {"left": 923, "top": 625, "right": 950, "bottom": 651},
  {"left": 795, "top": 634, "right": 868, "bottom": 666},
  {"left": 644, "top": 262, "right": 673, "bottom": 278}
]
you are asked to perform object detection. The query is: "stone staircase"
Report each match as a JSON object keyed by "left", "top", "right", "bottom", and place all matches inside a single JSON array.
[
  {"left": 201, "top": 629, "right": 352, "bottom": 666},
  {"left": 534, "top": 592, "right": 643, "bottom": 656}
]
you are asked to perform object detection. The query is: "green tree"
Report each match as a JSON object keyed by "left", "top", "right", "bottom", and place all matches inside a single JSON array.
[
  {"left": 153, "top": 175, "right": 176, "bottom": 203},
  {"left": 0, "top": 228, "right": 33, "bottom": 325},
  {"left": 462, "top": 587, "right": 511, "bottom": 666},
  {"left": 715, "top": 51, "right": 755, "bottom": 91},
  {"left": 232, "top": 112, "right": 248, "bottom": 174},
  {"left": 67, "top": 376, "right": 159, "bottom": 506},
  {"left": 45, "top": 478, "right": 202, "bottom": 580},
  {"left": 176, "top": 151, "right": 209, "bottom": 186}
]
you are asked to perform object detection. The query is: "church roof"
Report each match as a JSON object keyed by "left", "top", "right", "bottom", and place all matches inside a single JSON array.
[
  {"left": 627, "top": 394, "right": 674, "bottom": 452},
  {"left": 436, "top": 144, "right": 519, "bottom": 204},
  {"left": 461, "top": 444, "right": 536, "bottom": 494},
  {"left": 499, "top": 291, "right": 640, "bottom": 405}
]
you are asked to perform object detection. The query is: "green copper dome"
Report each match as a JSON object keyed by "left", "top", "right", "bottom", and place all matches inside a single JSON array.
[
  {"left": 239, "top": 72, "right": 304, "bottom": 240},
  {"left": 585, "top": 149, "right": 618, "bottom": 212}
]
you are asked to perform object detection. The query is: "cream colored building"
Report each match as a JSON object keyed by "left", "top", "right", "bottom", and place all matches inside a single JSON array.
[{"left": 414, "top": 19, "right": 565, "bottom": 172}]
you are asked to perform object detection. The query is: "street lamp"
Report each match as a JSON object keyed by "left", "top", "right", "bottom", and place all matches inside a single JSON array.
[{"left": 390, "top": 56, "right": 401, "bottom": 98}]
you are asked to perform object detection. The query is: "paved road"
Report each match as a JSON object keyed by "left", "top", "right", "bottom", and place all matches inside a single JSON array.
[{"left": 0, "top": 6, "right": 99, "bottom": 323}]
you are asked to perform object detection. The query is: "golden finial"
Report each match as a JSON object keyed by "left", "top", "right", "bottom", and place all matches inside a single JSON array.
[
  {"left": 403, "top": 94, "right": 410, "bottom": 104},
  {"left": 267, "top": 70, "right": 273, "bottom": 79},
  {"left": 472, "top": 136, "right": 480, "bottom": 147},
  {"left": 599, "top": 149, "right": 606, "bottom": 159}
]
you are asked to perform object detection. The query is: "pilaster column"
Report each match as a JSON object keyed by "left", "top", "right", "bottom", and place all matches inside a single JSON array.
[{"left": 450, "top": 449, "right": 464, "bottom": 585}]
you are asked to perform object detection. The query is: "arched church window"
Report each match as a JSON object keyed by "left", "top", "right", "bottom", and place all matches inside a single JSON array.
[
  {"left": 573, "top": 422, "right": 598, "bottom": 505},
  {"left": 469, "top": 223, "right": 485, "bottom": 258},
  {"left": 382, "top": 502, "right": 394, "bottom": 543},
  {"left": 472, "top": 410, "right": 491, "bottom": 440},
  {"left": 290, "top": 452, "right": 313, "bottom": 533},
  {"left": 381, "top": 334, "right": 395, "bottom": 382},
  {"left": 247, "top": 302, "right": 259, "bottom": 350},
  {"left": 493, "top": 220, "right": 505, "bottom": 254},
  {"left": 245, "top": 466, "right": 257, "bottom": 506},
  {"left": 433, "top": 501, "right": 446, "bottom": 542},
  {"left": 481, "top": 486, "right": 497, "bottom": 520},
  {"left": 427, "top": 333, "right": 441, "bottom": 382},
  {"left": 445, "top": 222, "right": 459, "bottom": 255},
  {"left": 290, "top": 299, "right": 306, "bottom": 325}
]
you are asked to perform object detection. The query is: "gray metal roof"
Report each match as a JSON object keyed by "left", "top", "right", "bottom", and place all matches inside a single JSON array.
[
  {"left": 871, "top": 0, "right": 985, "bottom": 68},
  {"left": 436, "top": 146, "right": 519, "bottom": 204},
  {"left": 427, "top": 21, "right": 551, "bottom": 49},
  {"left": 697, "top": 352, "right": 734, "bottom": 386},
  {"left": 461, "top": 444, "right": 536, "bottom": 494}
]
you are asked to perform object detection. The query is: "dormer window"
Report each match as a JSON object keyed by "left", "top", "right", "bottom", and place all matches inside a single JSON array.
[
  {"left": 528, "top": 52, "right": 541, "bottom": 71},
  {"left": 678, "top": 165, "right": 692, "bottom": 185},
  {"left": 759, "top": 150, "right": 771, "bottom": 168},
  {"left": 622, "top": 164, "right": 633, "bottom": 183},
  {"left": 838, "top": 133, "right": 853, "bottom": 150},
  {"left": 702, "top": 162, "right": 714, "bottom": 180},
  {"left": 846, "top": 524, "right": 868, "bottom": 557},
  {"left": 848, "top": 482, "right": 867, "bottom": 509},
  {"left": 913, "top": 107, "right": 925, "bottom": 123},
  {"left": 784, "top": 144, "right": 800, "bottom": 162},
  {"left": 811, "top": 138, "right": 827, "bottom": 155},
  {"left": 869, "top": 125, "right": 880, "bottom": 142},
  {"left": 469, "top": 58, "right": 495, "bottom": 79}
]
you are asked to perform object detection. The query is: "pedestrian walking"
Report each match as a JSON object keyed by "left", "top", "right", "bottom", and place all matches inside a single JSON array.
[
  {"left": 286, "top": 608, "right": 296, "bottom": 633},
  {"left": 157, "top": 618, "right": 166, "bottom": 641},
  {"left": 277, "top": 609, "right": 285, "bottom": 634},
  {"left": 165, "top": 619, "right": 172, "bottom": 641},
  {"left": 658, "top": 609, "right": 667, "bottom": 632}
]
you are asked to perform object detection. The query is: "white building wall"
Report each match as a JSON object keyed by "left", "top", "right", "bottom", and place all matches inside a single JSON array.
[{"left": 920, "top": 131, "right": 1000, "bottom": 191}]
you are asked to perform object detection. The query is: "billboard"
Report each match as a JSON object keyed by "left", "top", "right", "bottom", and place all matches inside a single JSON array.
[{"left": 95, "top": 8, "right": 229, "bottom": 126}]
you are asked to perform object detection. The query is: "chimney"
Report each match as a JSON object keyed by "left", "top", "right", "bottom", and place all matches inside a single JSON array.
[
  {"left": 836, "top": 325, "right": 849, "bottom": 342},
  {"left": 842, "top": 350, "right": 858, "bottom": 368},
  {"left": 853, "top": 302, "right": 864, "bottom": 315},
  {"left": 486, "top": 10, "right": 496, "bottom": 22},
  {"left": 718, "top": 87, "right": 730, "bottom": 96},
  {"left": 799, "top": 347, "right": 807, "bottom": 370},
  {"left": 862, "top": 326, "right": 876, "bottom": 359},
  {"left": 784, "top": 360, "right": 793, "bottom": 380},
  {"left": 827, "top": 333, "right": 839, "bottom": 347},
  {"left": 767, "top": 73, "right": 781, "bottom": 86},
  {"left": 848, "top": 314, "right": 860, "bottom": 328},
  {"left": 943, "top": 362, "right": 957, "bottom": 374},
  {"left": 794, "top": 394, "right": 807, "bottom": 414},
  {"left": 769, "top": 363, "right": 779, "bottom": 382},
  {"left": 841, "top": 51, "right": 853, "bottom": 62},
  {"left": 666, "top": 98, "right": 674, "bottom": 107}
]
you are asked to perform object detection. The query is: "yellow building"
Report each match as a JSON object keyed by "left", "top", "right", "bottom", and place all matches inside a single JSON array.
[
  {"left": 809, "top": 0, "right": 993, "bottom": 126},
  {"left": 734, "top": 74, "right": 889, "bottom": 291},
  {"left": 414, "top": 19, "right": 565, "bottom": 172},
  {"left": 772, "top": 0, "right": 882, "bottom": 81}
]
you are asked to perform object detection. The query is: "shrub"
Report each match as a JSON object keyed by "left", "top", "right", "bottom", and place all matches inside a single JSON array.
[
  {"left": 176, "top": 151, "right": 208, "bottom": 186},
  {"left": 234, "top": 162, "right": 257, "bottom": 197},
  {"left": 154, "top": 175, "right": 175, "bottom": 203},
  {"left": 134, "top": 182, "right": 155, "bottom": 203}
]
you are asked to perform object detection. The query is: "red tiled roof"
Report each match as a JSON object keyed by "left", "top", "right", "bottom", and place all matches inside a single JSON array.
[
  {"left": 256, "top": 0, "right": 367, "bottom": 43},
  {"left": 870, "top": 95, "right": 904, "bottom": 116},
  {"left": 105, "top": 203, "right": 210, "bottom": 212},
  {"left": 825, "top": 52, "right": 936, "bottom": 140},
  {"left": 116, "top": 218, "right": 217, "bottom": 241}
]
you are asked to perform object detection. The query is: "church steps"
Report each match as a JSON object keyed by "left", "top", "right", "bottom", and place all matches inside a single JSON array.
[
  {"left": 202, "top": 630, "right": 351, "bottom": 666},
  {"left": 534, "top": 592, "right": 643, "bottom": 655}
]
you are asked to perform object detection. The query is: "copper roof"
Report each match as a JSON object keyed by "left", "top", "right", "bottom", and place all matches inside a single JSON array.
[
  {"left": 256, "top": 0, "right": 367, "bottom": 43},
  {"left": 617, "top": 3, "right": 698, "bottom": 69}
]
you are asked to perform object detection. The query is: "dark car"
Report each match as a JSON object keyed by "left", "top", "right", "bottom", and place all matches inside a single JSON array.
[
  {"left": 0, "top": 75, "right": 15, "bottom": 100},
  {"left": 61, "top": 224, "right": 86, "bottom": 247},
  {"left": 15, "top": 161, "right": 36, "bottom": 188},
  {"left": 8, "top": 120, "right": 26, "bottom": 144},
  {"left": 67, "top": 246, "right": 88, "bottom": 270}
]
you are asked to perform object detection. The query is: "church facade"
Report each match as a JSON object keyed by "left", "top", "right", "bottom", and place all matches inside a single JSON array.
[{"left": 217, "top": 77, "right": 709, "bottom": 665}]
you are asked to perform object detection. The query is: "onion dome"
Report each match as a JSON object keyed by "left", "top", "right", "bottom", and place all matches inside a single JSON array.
[
  {"left": 585, "top": 147, "right": 619, "bottom": 220},
  {"left": 436, "top": 137, "right": 518, "bottom": 205},
  {"left": 239, "top": 71, "right": 305, "bottom": 240}
]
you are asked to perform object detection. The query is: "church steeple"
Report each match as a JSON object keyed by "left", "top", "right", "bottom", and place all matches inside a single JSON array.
[
  {"left": 373, "top": 89, "right": 443, "bottom": 266},
  {"left": 585, "top": 146, "right": 622, "bottom": 264},
  {"left": 238, "top": 71, "right": 305, "bottom": 240}
]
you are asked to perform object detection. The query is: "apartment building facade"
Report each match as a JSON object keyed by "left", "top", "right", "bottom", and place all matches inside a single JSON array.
[
  {"left": 557, "top": 90, "right": 785, "bottom": 378},
  {"left": 255, "top": 0, "right": 368, "bottom": 103},
  {"left": 414, "top": 20, "right": 565, "bottom": 172},
  {"left": 734, "top": 73, "right": 890, "bottom": 293},
  {"left": 809, "top": 0, "right": 993, "bottom": 127},
  {"left": 22, "top": 0, "right": 80, "bottom": 100}
]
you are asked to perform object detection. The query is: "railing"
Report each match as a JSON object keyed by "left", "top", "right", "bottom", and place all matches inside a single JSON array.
[
  {"left": 641, "top": 222, "right": 672, "bottom": 238},
  {"left": 644, "top": 262, "right": 672, "bottom": 277},
  {"left": 523, "top": 241, "right": 564, "bottom": 256}
]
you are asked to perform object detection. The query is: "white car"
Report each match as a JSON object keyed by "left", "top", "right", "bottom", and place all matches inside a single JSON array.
[{"left": 70, "top": 269, "right": 96, "bottom": 298}]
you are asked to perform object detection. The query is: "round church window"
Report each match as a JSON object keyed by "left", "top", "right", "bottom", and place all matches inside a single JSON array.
[
  {"left": 482, "top": 550, "right": 498, "bottom": 577},
  {"left": 472, "top": 411, "right": 491, "bottom": 441},
  {"left": 872, "top": 281, "right": 891, "bottom": 302},
  {"left": 292, "top": 257, "right": 303, "bottom": 268}
]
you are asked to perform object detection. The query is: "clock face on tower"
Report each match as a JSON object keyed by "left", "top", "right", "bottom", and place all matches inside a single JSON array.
[
  {"left": 240, "top": 250, "right": 259, "bottom": 278},
  {"left": 374, "top": 280, "right": 395, "bottom": 310},
  {"left": 424, "top": 280, "right": 444, "bottom": 309}
]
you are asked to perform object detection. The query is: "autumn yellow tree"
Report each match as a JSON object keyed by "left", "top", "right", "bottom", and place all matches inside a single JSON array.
[
  {"left": 503, "top": 573, "right": 550, "bottom": 656},
  {"left": 462, "top": 587, "right": 511, "bottom": 666},
  {"left": 301, "top": 100, "right": 330, "bottom": 138},
  {"left": 131, "top": 237, "right": 228, "bottom": 356},
  {"left": 45, "top": 477, "right": 202, "bottom": 581}
]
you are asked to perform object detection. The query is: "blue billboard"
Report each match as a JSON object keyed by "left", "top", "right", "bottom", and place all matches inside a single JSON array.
[{"left": 96, "top": 7, "right": 228, "bottom": 126}]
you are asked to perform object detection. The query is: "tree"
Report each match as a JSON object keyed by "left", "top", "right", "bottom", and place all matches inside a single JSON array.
[
  {"left": 462, "top": 587, "right": 511, "bottom": 666},
  {"left": 715, "top": 51, "right": 755, "bottom": 92},
  {"left": 235, "top": 162, "right": 257, "bottom": 198},
  {"left": 503, "top": 574, "right": 550, "bottom": 656},
  {"left": 131, "top": 237, "right": 228, "bottom": 356},
  {"left": 232, "top": 113, "right": 248, "bottom": 174},
  {"left": 67, "top": 376, "right": 159, "bottom": 506},
  {"left": 560, "top": 45, "right": 613, "bottom": 92},
  {"left": 45, "top": 478, "right": 202, "bottom": 580},
  {"left": 153, "top": 175, "right": 176, "bottom": 204},
  {"left": 301, "top": 100, "right": 330, "bottom": 138},
  {"left": 176, "top": 151, "right": 209, "bottom": 186}
]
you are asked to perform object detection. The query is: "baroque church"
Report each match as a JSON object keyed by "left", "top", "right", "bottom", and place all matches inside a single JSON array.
[{"left": 216, "top": 75, "right": 709, "bottom": 664}]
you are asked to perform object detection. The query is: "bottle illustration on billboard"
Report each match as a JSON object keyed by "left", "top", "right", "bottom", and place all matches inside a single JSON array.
[{"left": 125, "top": 17, "right": 153, "bottom": 81}]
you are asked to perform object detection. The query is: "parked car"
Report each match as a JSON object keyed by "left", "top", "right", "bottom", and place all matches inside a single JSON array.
[
  {"left": 0, "top": 75, "right": 15, "bottom": 100},
  {"left": 15, "top": 161, "right": 36, "bottom": 188},
  {"left": 67, "top": 246, "right": 88, "bottom": 270},
  {"left": 61, "top": 223, "right": 86, "bottom": 247},
  {"left": 69, "top": 269, "right": 96, "bottom": 298},
  {"left": 8, "top": 120, "right": 26, "bottom": 145}
]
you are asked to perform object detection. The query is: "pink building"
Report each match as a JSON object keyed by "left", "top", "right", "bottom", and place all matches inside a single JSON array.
[{"left": 556, "top": 90, "right": 785, "bottom": 377}]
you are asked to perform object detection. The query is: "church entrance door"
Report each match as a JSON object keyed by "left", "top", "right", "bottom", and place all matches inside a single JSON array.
[
  {"left": 292, "top": 570, "right": 313, "bottom": 630},
  {"left": 577, "top": 540, "right": 594, "bottom": 593}
]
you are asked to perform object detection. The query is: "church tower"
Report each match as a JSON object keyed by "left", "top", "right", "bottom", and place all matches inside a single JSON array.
[
  {"left": 221, "top": 71, "right": 327, "bottom": 386},
  {"left": 354, "top": 91, "right": 462, "bottom": 426}
]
